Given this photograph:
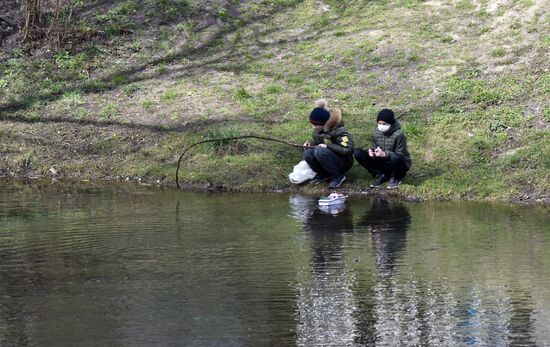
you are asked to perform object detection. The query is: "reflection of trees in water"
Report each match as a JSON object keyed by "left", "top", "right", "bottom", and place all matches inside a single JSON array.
[
  {"left": 453, "top": 285, "right": 537, "bottom": 346},
  {"left": 352, "top": 272, "right": 539, "bottom": 346},
  {"left": 1, "top": 191, "right": 545, "bottom": 345},
  {"left": 351, "top": 199, "right": 539, "bottom": 346},
  {"left": 508, "top": 288, "right": 536, "bottom": 346}
]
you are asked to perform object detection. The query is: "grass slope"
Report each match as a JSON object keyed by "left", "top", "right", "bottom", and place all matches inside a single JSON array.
[{"left": 0, "top": 0, "right": 549, "bottom": 201}]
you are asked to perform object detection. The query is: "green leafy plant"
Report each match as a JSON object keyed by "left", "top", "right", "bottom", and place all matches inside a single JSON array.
[
  {"left": 100, "top": 103, "right": 119, "bottom": 120},
  {"left": 141, "top": 100, "right": 156, "bottom": 109},
  {"left": 161, "top": 89, "right": 178, "bottom": 101},
  {"left": 263, "top": 84, "right": 283, "bottom": 95},
  {"left": 491, "top": 48, "right": 507, "bottom": 57},
  {"left": 127, "top": 41, "right": 143, "bottom": 52},
  {"left": 81, "top": 79, "right": 108, "bottom": 93},
  {"left": 156, "top": 64, "right": 168, "bottom": 74},
  {"left": 54, "top": 51, "right": 85, "bottom": 71},
  {"left": 123, "top": 83, "right": 142, "bottom": 94},
  {"left": 234, "top": 86, "right": 252, "bottom": 101},
  {"left": 204, "top": 128, "right": 250, "bottom": 155},
  {"left": 216, "top": 8, "right": 229, "bottom": 20},
  {"left": 60, "top": 91, "right": 85, "bottom": 107},
  {"left": 488, "top": 119, "right": 507, "bottom": 132}
]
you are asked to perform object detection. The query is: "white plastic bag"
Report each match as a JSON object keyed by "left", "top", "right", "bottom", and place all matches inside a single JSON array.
[{"left": 288, "top": 160, "right": 316, "bottom": 184}]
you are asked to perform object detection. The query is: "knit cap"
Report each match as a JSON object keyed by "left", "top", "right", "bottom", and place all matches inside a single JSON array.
[
  {"left": 309, "top": 99, "right": 331, "bottom": 125},
  {"left": 376, "top": 109, "right": 395, "bottom": 124},
  {"left": 310, "top": 108, "right": 331, "bottom": 125}
]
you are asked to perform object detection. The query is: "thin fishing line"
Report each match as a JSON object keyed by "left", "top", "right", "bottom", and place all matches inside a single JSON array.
[{"left": 176, "top": 135, "right": 314, "bottom": 189}]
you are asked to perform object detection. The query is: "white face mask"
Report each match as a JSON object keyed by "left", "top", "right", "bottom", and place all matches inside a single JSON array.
[{"left": 378, "top": 124, "right": 391, "bottom": 132}]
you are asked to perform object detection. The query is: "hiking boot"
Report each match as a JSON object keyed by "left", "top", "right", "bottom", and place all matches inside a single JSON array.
[
  {"left": 387, "top": 177, "right": 401, "bottom": 189},
  {"left": 370, "top": 175, "right": 389, "bottom": 188},
  {"left": 328, "top": 175, "right": 346, "bottom": 189},
  {"left": 310, "top": 175, "right": 329, "bottom": 185}
]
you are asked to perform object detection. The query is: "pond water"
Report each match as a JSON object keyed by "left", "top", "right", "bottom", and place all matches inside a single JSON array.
[{"left": 1, "top": 181, "right": 549, "bottom": 346}]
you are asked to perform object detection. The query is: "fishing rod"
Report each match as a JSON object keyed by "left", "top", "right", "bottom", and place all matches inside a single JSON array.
[{"left": 176, "top": 135, "right": 314, "bottom": 189}]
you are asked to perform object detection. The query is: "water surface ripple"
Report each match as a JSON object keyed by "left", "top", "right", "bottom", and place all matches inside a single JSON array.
[{"left": 1, "top": 184, "right": 549, "bottom": 346}]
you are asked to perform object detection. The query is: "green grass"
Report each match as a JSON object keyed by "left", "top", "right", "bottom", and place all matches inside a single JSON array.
[
  {"left": 491, "top": 47, "right": 507, "bottom": 58},
  {"left": 234, "top": 86, "right": 252, "bottom": 101},
  {"left": 60, "top": 91, "right": 85, "bottom": 108},
  {"left": 0, "top": 0, "right": 548, "bottom": 201},
  {"left": 99, "top": 103, "right": 120, "bottom": 120},
  {"left": 123, "top": 82, "right": 142, "bottom": 94},
  {"left": 161, "top": 89, "right": 179, "bottom": 102},
  {"left": 141, "top": 100, "right": 156, "bottom": 109}
]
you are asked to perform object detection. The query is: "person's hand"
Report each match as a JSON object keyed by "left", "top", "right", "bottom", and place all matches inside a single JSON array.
[
  {"left": 368, "top": 148, "right": 375, "bottom": 157},
  {"left": 375, "top": 147, "right": 386, "bottom": 157},
  {"left": 318, "top": 144, "right": 327, "bottom": 148}
]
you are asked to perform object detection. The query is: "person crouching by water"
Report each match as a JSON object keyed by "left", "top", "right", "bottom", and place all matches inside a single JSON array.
[
  {"left": 303, "top": 99, "right": 354, "bottom": 189},
  {"left": 353, "top": 109, "right": 411, "bottom": 189}
]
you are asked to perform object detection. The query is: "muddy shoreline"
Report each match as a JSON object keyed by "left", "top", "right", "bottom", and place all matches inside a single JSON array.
[{"left": 1, "top": 175, "right": 548, "bottom": 205}]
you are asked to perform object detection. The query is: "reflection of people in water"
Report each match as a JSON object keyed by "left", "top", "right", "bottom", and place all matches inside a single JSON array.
[
  {"left": 309, "top": 203, "right": 353, "bottom": 274},
  {"left": 289, "top": 195, "right": 357, "bottom": 345},
  {"left": 358, "top": 198, "right": 411, "bottom": 277},
  {"left": 353, "top": 198, "right": 411, "bottom": 345},
  {"left": 289, "top": 195, "right": 353, "bottom": 272}
]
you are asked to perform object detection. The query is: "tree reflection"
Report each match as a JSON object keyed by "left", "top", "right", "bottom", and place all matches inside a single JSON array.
[{"left": 507, "top": 288, "right": 536, "bottom": 345}]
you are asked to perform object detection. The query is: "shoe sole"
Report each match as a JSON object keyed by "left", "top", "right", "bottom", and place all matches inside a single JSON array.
[
  {"left": 370, "top": 176, "right": 389, "bottom": 188},
  {"left": 370, "top": 182, "right": 385, "bottom": 188},
  {"left": 311, "top": 178, "right": 329, "bottom": 185},
  {"left": 329, "top": 176, "right": 346, "bottom": 189},
  {"left": 386, "top": 183, "right": 401, "bottom": 189}
]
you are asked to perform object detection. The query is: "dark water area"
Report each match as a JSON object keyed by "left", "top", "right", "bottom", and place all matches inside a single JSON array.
[{"left": 1, "top": 181, "right": 550, "bottom": 346}]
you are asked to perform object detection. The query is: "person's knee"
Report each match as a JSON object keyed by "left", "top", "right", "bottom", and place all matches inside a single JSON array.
[
  {"left": 344, "top": 159, "right": 354, "bottom": 173},
  {"left": 353, "top": 148, "right": 367, "bottom": 161},
  {"left": 388, "top": 154, "right": 408, "bottom": 177},
  {"left": 314, "top": 146, "right": 331, "bottom": 160},
  {"left": 388, "top": 153, "right": 404, "bottom": 165},
  {"left": 354, "top": 149, "right": 373, "bottom": 166},
  {"left": 303, "top": 149, "right": 315, "bottom": 161}
]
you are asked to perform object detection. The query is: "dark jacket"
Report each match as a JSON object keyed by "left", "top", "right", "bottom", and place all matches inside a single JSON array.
[
  {"left": 310, "top": 108, "right": 354, "bottom": 157},
  {"left": 370, "top": 120, "right": 411, "bottom": 168}
]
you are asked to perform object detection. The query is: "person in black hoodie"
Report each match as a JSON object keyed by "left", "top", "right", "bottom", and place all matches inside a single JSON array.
[
  {"left": 354, "top": 109, "right": 411, "bottom": 189},
  {"left": 303, "top": 99, "right": 354, "bottom": 189}
]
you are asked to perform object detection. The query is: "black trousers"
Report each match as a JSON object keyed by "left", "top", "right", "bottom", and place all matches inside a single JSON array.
[
  {"left": 303, "top": 147, "right": 353, "bottom": 178},
  {"left": 354, "top": 148, "right": 409, "bottom": 180}
]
